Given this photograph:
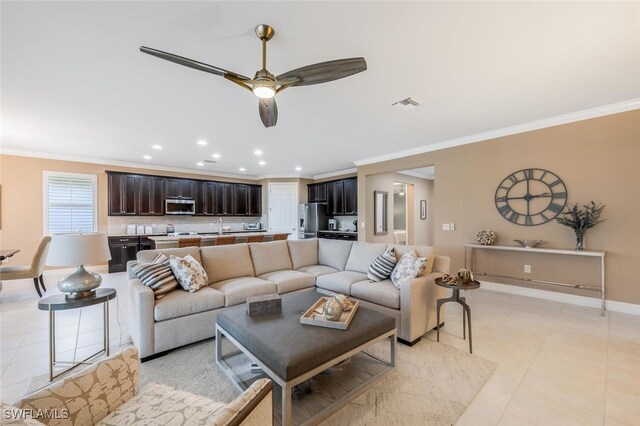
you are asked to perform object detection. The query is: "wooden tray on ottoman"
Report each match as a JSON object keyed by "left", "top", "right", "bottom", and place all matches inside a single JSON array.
[{"left": 300, "top": 297, "right": 359, "bottom": 330}]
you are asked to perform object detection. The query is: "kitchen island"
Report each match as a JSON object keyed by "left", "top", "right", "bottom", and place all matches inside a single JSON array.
[{"left": 147, "top": 231, "right": 282, "bottom": 249}]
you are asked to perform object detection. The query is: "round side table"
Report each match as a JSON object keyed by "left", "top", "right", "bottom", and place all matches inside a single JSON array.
[
  {"left": 38, "top": 288, "right": 117, "bottom": 381},
  {"left": 435, "top": 278, "right": 480, "bottom": 353}
]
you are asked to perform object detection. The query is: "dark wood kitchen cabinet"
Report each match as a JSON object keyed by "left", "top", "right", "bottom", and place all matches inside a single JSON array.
[
  {"left": 248, "top": 185, "right": 262, "bottom": 216},
  {"left": 323, "top": 178, "right": 357, "bottom": 216},
  {"left": 233, "top": 184, "right": 249, "bottom": 215},
  {"left": 138, "top": 175, "right": 164, "bottom": 215},
  {"left": 308, "top": 183, "right": 327, "bottom": 203},
  {"left": 343, "top": 178, "right": 357, "bottom": 215},
  {"left": 165, "top": 178, "right": 195, "bottom": 199},
  {"left": 195, "top": 181, "right": 216, "bottom": 215},
  {"left": 108, "top": 236, "right": 140, "bottom": 273},
  {"left": 108, "top": 173, "right": 138, "bottom": 215},
  {"left": 214, "top": 183, "right": 234, "bottom": 215}
]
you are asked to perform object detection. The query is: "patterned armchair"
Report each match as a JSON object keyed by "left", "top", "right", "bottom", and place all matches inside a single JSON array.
[{"left": 2, "top": 346, "right": 273, "bottom": 426}]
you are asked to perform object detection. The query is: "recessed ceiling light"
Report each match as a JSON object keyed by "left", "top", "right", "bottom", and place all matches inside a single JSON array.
[
  {"left": 196, "top": 162, "right": 204, "bottom": 166},
  {"left": 254, "top": 150, "right": 263, "bottom": 156},
  {"left": 295, "top": 166, "right": 302, "bottom": 171},
  {"left": 143, "top": 155, "right": 152, "bottom": 160},
  {"left": 212, "top": 153, "right": 221, "bottom": 159},
  {"left": 239, "top": 167, "right": 246, "bottom": 172},
  {"left": 197, "top": 140, "right": 208, "bottom": 146},
  {"left": 152, "top": 144, "right": 162, "bottom": 150},
  {"left": 258, "top": 161, "right": 266, "bottom": 166}
]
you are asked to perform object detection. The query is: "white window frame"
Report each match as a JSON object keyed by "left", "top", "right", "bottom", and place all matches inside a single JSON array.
[{"left": 43, "top": 171, "right": 98, "bottom": 235}]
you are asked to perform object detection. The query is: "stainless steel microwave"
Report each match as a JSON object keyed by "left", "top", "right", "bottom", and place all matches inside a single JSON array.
[{"left": 165, "top": 199, "right": 195, "bottom": 215}]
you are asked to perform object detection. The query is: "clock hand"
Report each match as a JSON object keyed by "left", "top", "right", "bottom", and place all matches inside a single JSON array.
[{"left": 530, "top": 192, "right": 551, "bottom": 198}]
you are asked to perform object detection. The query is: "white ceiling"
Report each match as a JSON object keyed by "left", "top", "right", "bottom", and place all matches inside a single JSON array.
[
  {"left": 398, "top": 166, "right": 435, "bottom": 180},
  {"left": 2, "top": 2, "right": 639, "bottom": 179}
]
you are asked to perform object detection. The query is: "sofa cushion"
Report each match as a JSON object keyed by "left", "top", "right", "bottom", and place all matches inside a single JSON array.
[
  {"left": 345, "top": 242, "right": 388, "bottom": 274},
  {"left": 318, "top": 239, "right": 353, "bottom": 271},
  {"left": 201, "top": 244, "right": 255, "bottom": 284},
  {"left": 367, "top": 247, "right": 398, "bottom": 282},
  {"left": 297, "top": 265, "right": 340, "bottom": 277},
  {"left": 154, "top": 287, "right": 225, "bottom": 321},
  {"left": 212, "top": 277, "right": 277, "bottom": 307},
  {"left": 130, "top": 253, "right": 179, "bottom": 299},
  {"left": 137, "top": 246, "right": 202, "bottom": 265},
  {"left": 259, "top": 270, "right": 316, "bottom": 294},
  {"left": 249, "top": 241, "right": 293, "bottom": 276},
  {"left": 315, "top": 271, "right": 367, "bottom": 295},
  {"left": 287, "top": 239, "right": 319, "bottom": 269},
  {"left": 351, "top": 279, "right": 400, "bottom": 309},
  {"left": 98, "top": 382, "right": 226, "bottom": 426},
  {"left": 169, "top": 255, "right": 209, "bottom": 293}
]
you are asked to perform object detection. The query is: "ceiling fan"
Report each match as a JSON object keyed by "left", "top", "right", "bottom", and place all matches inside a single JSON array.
[{"left": 140, "top": 24, "right": 367, "bottom": 128}]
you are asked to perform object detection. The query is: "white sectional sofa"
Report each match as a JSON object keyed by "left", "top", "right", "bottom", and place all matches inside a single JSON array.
[{"left": 128, "top": 238, "right": 450, "bottom": 359}]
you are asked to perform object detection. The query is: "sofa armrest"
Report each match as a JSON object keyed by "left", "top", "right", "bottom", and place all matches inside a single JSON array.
[
  {"left": 12, "top": 347, "right": 139, "bottom": 425},
  {"left": 128, "top": 279, "right": 156, "bottom": 359},
  {"left": 398, "top": 255, "right": 451, "bottom": 343},
  {"left": 211, "top": 378, "right": 273, "bottom": 426},
  {"left": 126, "top": 260, "right": 138, "bottom": 279}
]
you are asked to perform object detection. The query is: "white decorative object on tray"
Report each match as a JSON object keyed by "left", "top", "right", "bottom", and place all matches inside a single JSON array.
[
  {"left": 475, "top": 229, "right": 496, "bottom": 245},
  {"left": 300, "top": 297, "right": 359, "bottom": 330}
]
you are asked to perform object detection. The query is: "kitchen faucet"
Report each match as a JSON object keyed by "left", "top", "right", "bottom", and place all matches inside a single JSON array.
[{"left": 217, "top": 218, "right": 223, "bottom": 235}]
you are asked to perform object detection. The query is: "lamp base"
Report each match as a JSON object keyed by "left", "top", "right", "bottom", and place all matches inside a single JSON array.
[{"left": 58, "top": 265, "right": 102, "bottom": 299}]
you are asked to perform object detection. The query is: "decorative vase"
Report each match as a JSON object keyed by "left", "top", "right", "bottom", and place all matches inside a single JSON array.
[{"left": 575, "top": 230, "right": 585, "bottom": 251}]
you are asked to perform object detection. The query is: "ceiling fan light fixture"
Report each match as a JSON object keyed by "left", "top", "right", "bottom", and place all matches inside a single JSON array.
[{"left": 252, "top": 84, "right": 275, "bottom": 99}]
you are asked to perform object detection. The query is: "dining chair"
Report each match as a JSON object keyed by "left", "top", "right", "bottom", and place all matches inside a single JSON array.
[
  {"left": 246, "top": 235, "right": 264, "bottom": 243},
  {"left": 272, "top": 233, "right": 289, "bottom": 241},
  {"left": 178, "top": 237, "right": 202, "bottom": 248},
  {"left": 0, "top": 236, "right": 52, "bottom": 297},
  {"left": 215, "top": 236, "right": 237, "bottom": 246}
]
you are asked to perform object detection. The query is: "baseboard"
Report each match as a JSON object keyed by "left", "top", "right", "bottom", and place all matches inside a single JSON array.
[{"left": 479, "top": 280, "right": 640, "bottom": 316}]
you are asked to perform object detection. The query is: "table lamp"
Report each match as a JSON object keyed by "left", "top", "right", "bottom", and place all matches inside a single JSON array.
[{"left": 46, "top": 232, "right": 111, "bottom": 299}]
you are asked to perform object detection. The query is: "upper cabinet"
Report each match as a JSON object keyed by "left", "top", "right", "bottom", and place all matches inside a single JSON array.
[
  {"left": 319, "top": 178, "right": 357, "bottom": 216},
  {"left": 108, "top": 173, "right": 139, "bottom": 215},
  {"left": 107, "top": 171, "right": 262, "bottom": 217},
  {"left": 165, "top": 178, "right": 195, "bottom": 199},
  {"left": 308, "top": 183, "right": 327, "bottom": 202}
]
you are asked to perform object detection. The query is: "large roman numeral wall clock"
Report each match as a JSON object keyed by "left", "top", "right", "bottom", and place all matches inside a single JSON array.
[{"left": 495, "top": 168, "right": 567, "bottom": 226}]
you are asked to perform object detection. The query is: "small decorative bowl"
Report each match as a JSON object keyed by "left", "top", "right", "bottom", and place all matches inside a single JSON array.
[
  {"left": 222, "top": 226, "right": 231, "bottom": 231},
  {"left": 514, "top": 239, "right": 544, "bottom": 248}
]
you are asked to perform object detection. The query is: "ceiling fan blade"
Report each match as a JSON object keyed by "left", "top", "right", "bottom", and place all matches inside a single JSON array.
[
  {"left": 258, "top": 98, "right": 278, "bottom": 128},
  {"left": 276, "top": 57, "right": 367, "bottom": 87},
  {"left": 140, "top": 46, "right": 249, "bottom": 79}
]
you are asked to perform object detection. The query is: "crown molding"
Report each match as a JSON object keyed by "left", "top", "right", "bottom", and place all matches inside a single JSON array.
[
  {"left": 0, "top": 148, "right": 264, "bottom": 181},
  {"left": 312, "top": 167, "right": 358, "bottom": 180},
  {"left": 354, "top": 98, "right": 640, "bottom": 167}
]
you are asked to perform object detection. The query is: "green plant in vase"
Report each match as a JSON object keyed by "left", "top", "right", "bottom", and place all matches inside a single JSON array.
[{"left": 555, "top": 201, "right": 606, "bottom": 250}]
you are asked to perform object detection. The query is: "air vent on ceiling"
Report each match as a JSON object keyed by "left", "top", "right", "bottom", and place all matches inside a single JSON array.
[
  {"left": 391, "top": 97, "right": 422, "bottom": 111},
  {"left": 203, "top": 160, "right": 218, "bottom": 164}
]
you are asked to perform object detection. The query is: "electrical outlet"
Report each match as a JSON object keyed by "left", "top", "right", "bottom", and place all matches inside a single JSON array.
[
  {"left": 442, "top": 223, "right": 450, "bottom": 231},
  {"left": 450, "top": 223, "right": 455, "bottom": 231},
  {"left": 360, "top": 222, "right": 365, "bottom": 228},
  {"left": 524, "top": 264, "right": 532, "bottom": 273}
]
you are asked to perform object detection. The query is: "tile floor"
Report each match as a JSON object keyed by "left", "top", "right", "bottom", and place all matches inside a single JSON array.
[{"left": 1, "top": 269, "right": 639, "bottom": 425}]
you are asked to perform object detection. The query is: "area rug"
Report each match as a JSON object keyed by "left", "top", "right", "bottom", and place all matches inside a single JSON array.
[
  {"left": 27, "top": 337, "right": 496, "bottom": 425},
  {"left": 140, "top": 337, "right": 497, "bottom": 426}
]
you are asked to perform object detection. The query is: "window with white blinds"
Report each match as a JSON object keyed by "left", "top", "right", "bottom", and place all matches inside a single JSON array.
[{"left": 44, "top": 172, "right": 97, "bottom": 234}]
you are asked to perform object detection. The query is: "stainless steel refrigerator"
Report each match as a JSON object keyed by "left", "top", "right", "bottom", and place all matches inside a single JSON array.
[{"left": 298, "top": 203, "right": 328, "bottom": 239}]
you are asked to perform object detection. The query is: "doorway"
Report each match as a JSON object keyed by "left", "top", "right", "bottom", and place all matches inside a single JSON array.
[
  {"left": 393, "top": 182, "right": 410, "bottom": 245},
  {"left": 268, "top": 182, "right": 298, "bottom": 239}
]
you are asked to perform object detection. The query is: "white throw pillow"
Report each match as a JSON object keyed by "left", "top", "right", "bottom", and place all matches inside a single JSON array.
[
  {"left": 390, "top": 250, "right": 427, "bottom": 289},
  {"left": 169, "top": 254, "right": 209, "bottom": 293}
]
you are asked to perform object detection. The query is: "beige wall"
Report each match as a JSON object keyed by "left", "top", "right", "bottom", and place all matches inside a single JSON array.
[
  {"left": 0, "top": 155, "right": 257, "bottom": 267},
  {"left": 358, "top": 110, "right": 640, "bottom": 305}
]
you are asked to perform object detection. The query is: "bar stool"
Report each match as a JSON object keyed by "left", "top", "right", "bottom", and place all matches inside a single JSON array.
[
  {"left": 178, "top": 237, "right": 202, "bottom": 248},
  {"left": 215, "top": 236, "right": 236, "bottom": 246},
  {"left": 272, "top": 233, "right": 289, "bottom": 241},
  {"left": 247, "top": 235, "right": 264, "bottom": 243}
]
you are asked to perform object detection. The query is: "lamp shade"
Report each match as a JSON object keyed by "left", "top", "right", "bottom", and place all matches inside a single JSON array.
[{"left": 46, "top": 232, "right": 111, "bottom": 266}]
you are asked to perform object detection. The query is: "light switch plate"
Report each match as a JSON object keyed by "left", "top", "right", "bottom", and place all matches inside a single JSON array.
[
  {"left": 524, "top": 265, "right": 532, "bottom": 273},
  {"left": 443, "top": 223, "right": 450, "bottom": 231},
  {"left": 450, "top": 223, "right": 455, "bottom": 231}
]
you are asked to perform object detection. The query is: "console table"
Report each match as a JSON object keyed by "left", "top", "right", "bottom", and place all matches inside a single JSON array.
[{"left": 464, "top": 244, "right": 606, "bottom": 315}]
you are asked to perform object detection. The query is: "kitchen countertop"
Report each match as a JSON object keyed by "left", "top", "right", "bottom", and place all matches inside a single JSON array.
[
  {"left": 108, "top": 233, "right": 168, "bottom": 238},
  {"left": 148, "top": 231, "right": 277, "bottom": 242},
  {"left": 109, "top": 230, "right": 266, "bottom": 238},
  {"left": 318, "top": 229, "right": 358, "bottom": 234}
]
